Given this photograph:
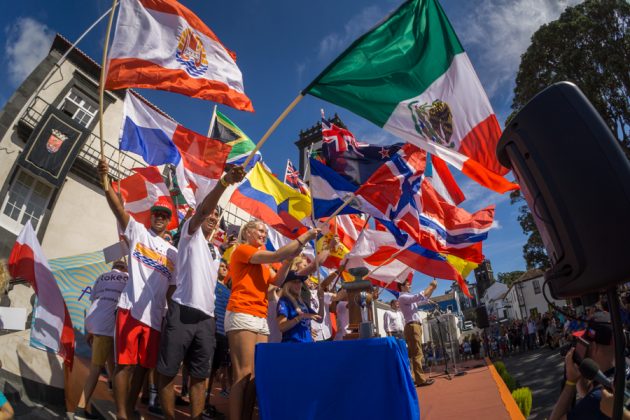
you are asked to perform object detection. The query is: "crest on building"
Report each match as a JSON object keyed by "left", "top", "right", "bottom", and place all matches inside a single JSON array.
[
  {"left": 46, "top": 128, "right": 68, "bottom": 153},
  {"left": 408, "top": 100, "right": 455, "bottom": 148},
  {"left": 175, "top": 27, "right": 209, "bottom": 78}
]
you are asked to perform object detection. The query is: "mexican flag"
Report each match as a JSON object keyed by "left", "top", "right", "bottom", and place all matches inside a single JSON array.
[{"left": 304, "top": 0, "right": 517, "bottom": 194}]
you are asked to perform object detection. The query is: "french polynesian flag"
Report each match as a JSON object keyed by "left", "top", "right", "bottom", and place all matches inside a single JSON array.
[
  {"left": 119, "top": 93, "right": 231, "bottom": 208},
  {"left": 8, "top": 223, "right": 75, "bottom": 369},
  {"left": 106, "top": 0, "right": 253, "bottom": 111}
]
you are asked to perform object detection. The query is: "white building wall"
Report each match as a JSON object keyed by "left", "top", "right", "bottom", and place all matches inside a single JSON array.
[{"left": 518, "top": 276, "right": 566, "bottom": 317}]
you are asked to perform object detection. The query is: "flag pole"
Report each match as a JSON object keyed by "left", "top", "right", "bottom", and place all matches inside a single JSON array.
[
  {"left": 98, "top": 0, "right": 119, "bottom": 191},
  {"left": 207, "top": 104, "right": 218, "bottom": 137},
  {"left": 366, "top": 242, "right": 413, "bottom": 278},
  {"left": 330, "top": 215, "right": 371, "bottom": 290},
  {"left": 305, "top": 144, "right": 321, "bottom": 284},
  {"left": 242, "top": 93, "right": 304, "bottom": 168}
]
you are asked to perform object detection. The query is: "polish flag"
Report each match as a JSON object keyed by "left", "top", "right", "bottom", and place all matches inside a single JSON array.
[
  {"left": 8, "top": 223, "right": 74, "bottom": 369},
  {"left": 113, "top": 167, "right": 178, "bottom": 230},
  {"left": 106, "top": 0, "right": 253, "bottom": 111}
]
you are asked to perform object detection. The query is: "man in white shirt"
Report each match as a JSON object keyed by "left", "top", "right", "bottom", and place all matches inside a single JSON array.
[
  {"left": 157, "top": 165, "right": 244, "bottom": 420},
  {"left": 398, "top": 279, "right": 438, "bottom": 387},
  {"left": 99, "top": 160, "right": 178, "bottom": 419},
  {"left": 383, "top": 299, "right": 405, "bottom": 339}
]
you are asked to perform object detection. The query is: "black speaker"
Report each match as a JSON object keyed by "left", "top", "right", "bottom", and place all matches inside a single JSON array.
[
  {"left": 476, "top": 305, "right": 489, "bottom": 329},
  {"left": 497, "top": 82, "right": 630, "bottom": 299}
]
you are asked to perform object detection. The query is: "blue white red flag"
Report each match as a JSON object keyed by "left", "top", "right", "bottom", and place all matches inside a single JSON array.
[
  {"left": 119, "top": 93, "right": 231, "bottom": 208},
  {"left": 284, "top": 159, "right": 309, "bottom": 195},
  {"left": 106, "top": 0, "right": 252, "bottom": 111}
]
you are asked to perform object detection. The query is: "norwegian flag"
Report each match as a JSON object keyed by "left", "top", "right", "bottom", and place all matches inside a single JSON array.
[
  {"left": 113, "top": 167, "right": 178, "bottom": 230},
  {"left": 284, "top": 159, "right": 309, "bottom": 195}
]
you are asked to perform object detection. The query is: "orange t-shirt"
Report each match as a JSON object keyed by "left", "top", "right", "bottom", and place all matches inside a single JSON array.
[{"left": 226, "top": 244, "right": 274, "bottom": 318}]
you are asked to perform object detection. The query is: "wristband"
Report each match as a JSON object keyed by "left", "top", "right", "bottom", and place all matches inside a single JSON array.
[
  {"left": 220, "top": 176, "right": 229, "bottom": 188},
  {"left": 565, "top": 380, "right": 576, "bottom": 387}
]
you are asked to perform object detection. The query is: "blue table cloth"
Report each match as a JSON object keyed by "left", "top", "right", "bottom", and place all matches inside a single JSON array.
[{"left": 255, "top": 337, "right": 419, "bottom": 420}]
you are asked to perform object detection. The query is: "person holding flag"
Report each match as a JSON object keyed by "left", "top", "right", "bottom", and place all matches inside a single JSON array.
[
  {"left": 157, "top": 165, "right": 245, "bottom": 420},
  {"left": 98, "top": 160, "right": 178, "bottom": 420}
]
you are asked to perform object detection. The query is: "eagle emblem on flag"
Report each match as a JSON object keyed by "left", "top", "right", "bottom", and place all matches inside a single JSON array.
[
  {"left": 408, "top": 99, "right": 455, "bottom": 148},
  {"left": 176, "top": 27, "right": 209, "bottom": 77},
  {"left": 46, "top": 129, "right": 68, "bottom": 153}
]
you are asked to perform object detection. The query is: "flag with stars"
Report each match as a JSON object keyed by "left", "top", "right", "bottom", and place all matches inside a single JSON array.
[{"left": 320, "top": 118, "right": 402, "bottom": 186}]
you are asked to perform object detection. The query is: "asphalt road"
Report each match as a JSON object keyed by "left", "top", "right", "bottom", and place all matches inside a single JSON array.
[{"left": 501, "top": 347, "right": 565, "bottom": 420}]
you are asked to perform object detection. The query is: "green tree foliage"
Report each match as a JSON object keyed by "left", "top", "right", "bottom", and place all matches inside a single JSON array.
[
  {"left": 512, "top": 387, "right": 533, "bottom": 418},
  {"left": 497, "top": 270, "right": 525, "bottom": 288},
  {"left": 509, "top": 0, "right": 629, "bottom": 269}
]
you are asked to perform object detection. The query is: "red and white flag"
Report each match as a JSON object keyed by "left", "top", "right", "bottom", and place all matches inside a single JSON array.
[
  {"left": 8, "top": 223, "right": 74, "bottom": 369},
  {"left": 106, "top": 0, "right": 253, "bottom": 112},
  {"left": 113, "top": 167, "right": 178, "bottom": 230}
]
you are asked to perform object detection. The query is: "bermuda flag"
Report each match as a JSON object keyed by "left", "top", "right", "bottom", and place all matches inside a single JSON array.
[
  {"left": 119, "top": 92, "right": 231, "bottom": 207},
  {"left": 8, "top": 223, "right": 75, "bottom": 368},
  {"left": 113, "top": 167, "right": 178, "bottom": 230},
  {"left": 106, "top": 0, "right": 253, "bottom": 111},
  {"left": 304, "top": 0, "right": 517, "bottom": 194},
  {"left": 284, "top": 159, "right": 309, "bottom": 195}
]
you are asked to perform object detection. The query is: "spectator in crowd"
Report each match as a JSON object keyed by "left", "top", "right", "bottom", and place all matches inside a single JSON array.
[
  {"left": 398, "top": 279, "right": 438, "bottom": 387},
  {"left": 157, "top": 166, "right": 244, "bottom": 420},
  {"left": 330, "top": 284, "right": 350, "bottom": 341},
  {"left": 99, "top": 160, "right": 178, "bottom": 420},
  {"left": 549, "top": 312, "right": 615, "bottom": 420},
  {"left": 75, "top": 260, "right": 129, "bottom": 419},
  {"left": 0, "top": 361, "right": 12, "bottom": 420},
  {"left": 527, "top": 317, "right": 537, "bottom": 350},
  {"left": 276, "top": 271, "right": 323, "bottom": 343},
  {"left": 225, "top": 220, "right": 318, "bottom": 420},
  {"left": 462, "top": 337, "right": 472, "bottom": 360},
  {"left": 470, "top": 333, "right": 481, "bottom": 359},
  {"left": 383, "top": 299, "right": 405, "bottom": 339}
]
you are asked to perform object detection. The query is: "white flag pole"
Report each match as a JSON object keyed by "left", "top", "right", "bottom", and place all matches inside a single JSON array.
[{"left": 207, "top": 104, "right": 218, "bottom": 137}]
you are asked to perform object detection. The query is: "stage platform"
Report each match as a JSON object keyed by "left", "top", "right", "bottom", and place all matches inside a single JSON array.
[
  {"left": 418, "top": 358, "right": 525, "bottom": 420},
  {"left": 67, "top": 355, "right": 523, "bottom": 419}
]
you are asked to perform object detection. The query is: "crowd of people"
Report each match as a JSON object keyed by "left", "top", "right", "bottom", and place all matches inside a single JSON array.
[{"left": 76, "top": 161, "right": 402, "bottom": 420}]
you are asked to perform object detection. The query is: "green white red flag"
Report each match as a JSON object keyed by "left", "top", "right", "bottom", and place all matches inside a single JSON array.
[{"left": 304, "top": 0, "right": 517, "bottom": 194}]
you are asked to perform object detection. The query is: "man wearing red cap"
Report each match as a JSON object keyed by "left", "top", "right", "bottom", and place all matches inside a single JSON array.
[
  {"left": 549, "top": 311, "right": 616, "bottom": 420},
  {"left": 98, "top": 160, "right": 178, "bottom": 419}
]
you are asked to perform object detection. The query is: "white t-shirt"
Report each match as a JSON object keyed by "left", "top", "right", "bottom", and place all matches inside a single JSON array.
[
  {"left": 85, "top": 269, "right": 128, "bottom": 336},
  {"left": 171, "top": 219, "right": 220, "bottom": 316},
  {"left": 118, "top": 217, "right": 177, "bottom": 331},
  {"left": 383, "top": 310, "right": 405, "bottom": 333},
  {"left": 334, "top": 301, "right": 349, "bottom": 341},
  {"left": 310, "top": 289, "right": 332, "bottom": 341}
]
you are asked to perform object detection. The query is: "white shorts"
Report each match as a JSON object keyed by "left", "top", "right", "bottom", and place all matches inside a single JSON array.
[{"left": 224, "top": 310, "right": 270, "bottom": 335}]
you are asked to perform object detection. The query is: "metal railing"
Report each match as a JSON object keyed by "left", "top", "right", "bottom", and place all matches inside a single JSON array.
[{"left": 18, "top": 96, "right": 146, "bottom": 180}]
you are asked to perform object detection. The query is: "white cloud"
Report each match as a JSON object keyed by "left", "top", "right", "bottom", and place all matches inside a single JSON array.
[
  {"left": 491, "top": 219, "right": 502, "bottom": 230},
  {"left": 317, "top": 5, "right": 387, "bottom": 61},
  {"left": 457, "top": 0, "right": 580, "bottom": 104},
  {"left": 5, "top": 17, "right": 55, "bottom": 86}
]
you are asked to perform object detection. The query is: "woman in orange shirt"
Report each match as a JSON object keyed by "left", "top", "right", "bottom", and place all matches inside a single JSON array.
[{"left": 225, "top": 220, "right": 318, "bottom": 420}]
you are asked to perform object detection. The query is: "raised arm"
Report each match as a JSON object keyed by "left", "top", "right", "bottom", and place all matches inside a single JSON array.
[
  {"left": 249, "top": 229, "right": 320, "bottom": 265},
  {"left": 188, "top": 166, "right": 245, "bottom": 235},
  {"left": 98, "top": 160, "right": 130, "bottom": 230}
]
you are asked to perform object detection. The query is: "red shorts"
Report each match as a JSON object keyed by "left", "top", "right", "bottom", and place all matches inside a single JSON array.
[{"left": 115, "top": 308, "right": 160, "bottom": 368}]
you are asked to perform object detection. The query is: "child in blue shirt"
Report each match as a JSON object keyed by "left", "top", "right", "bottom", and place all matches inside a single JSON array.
[{"left": 276, "top": 271, "right": 322, "bottom": 343}]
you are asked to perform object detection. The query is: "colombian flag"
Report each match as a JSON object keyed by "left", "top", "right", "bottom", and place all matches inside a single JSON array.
[{"left": 229, "top": 163, "right": 311, "bottom": 239}]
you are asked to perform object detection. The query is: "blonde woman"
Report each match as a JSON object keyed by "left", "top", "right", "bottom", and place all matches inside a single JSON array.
[
  {"left": 277, "top": 271, "right": 322, "bottom": 343},
  {"left": 225, "top": 220, "right": 319, "bottom": 420}
]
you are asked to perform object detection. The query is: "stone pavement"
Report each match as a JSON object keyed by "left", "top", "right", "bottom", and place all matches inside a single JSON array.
[{"left": 502, "top": 347, "right": 565, "bottom": 419}]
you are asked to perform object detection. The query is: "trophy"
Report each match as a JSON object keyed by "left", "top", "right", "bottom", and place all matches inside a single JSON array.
[{"left": 343, "top": 267, "right": 376, "bottom": 339}]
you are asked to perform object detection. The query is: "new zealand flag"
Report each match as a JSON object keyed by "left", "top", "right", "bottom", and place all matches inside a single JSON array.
[{"left": 320, "top": 119, "right": 401, "bottom": 186}]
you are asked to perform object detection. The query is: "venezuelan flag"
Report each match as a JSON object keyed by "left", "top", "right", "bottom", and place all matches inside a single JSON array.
[{"left": 230, "top": 163, "right": 311, "bottom": 239}]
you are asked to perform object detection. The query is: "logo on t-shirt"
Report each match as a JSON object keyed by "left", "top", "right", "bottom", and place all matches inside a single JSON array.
[{"left": 132, "top": 243, "right": 175, "bottom": 281}]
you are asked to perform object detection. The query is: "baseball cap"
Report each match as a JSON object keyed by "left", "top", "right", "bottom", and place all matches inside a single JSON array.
[
  {"left": 572, "top": 312, "right": 613, "bottom": 345},
  {"left": 283, "top": 270, "right": 308, "bottom": 285},
  {"left": 150, "top": 197, "right": 173, "bottom": 218}
]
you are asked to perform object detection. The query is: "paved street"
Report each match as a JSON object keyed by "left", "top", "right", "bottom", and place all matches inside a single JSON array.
[{"left": 502, "top": 347, "right": 565, "bottom": 420}]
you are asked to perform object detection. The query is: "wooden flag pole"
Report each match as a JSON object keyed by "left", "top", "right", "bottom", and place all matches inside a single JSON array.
[
  {"left": 366, "top": 242, "right": 413, "bottom": 278},
  {"left": 242, "top": 93, "right": 304, "bottom": 168},
  {"left": 98, "top": 0, "right": 119, "bottom": 191}
]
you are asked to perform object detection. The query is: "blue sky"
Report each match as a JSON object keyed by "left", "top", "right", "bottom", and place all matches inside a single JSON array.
[{"left": 1, "top": 0, "right": 579, "bottom": 295}]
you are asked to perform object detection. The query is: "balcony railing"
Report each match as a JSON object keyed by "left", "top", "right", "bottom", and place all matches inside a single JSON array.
[{"left": 18, "top": 96, "right": 146, "bottom": 182}]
